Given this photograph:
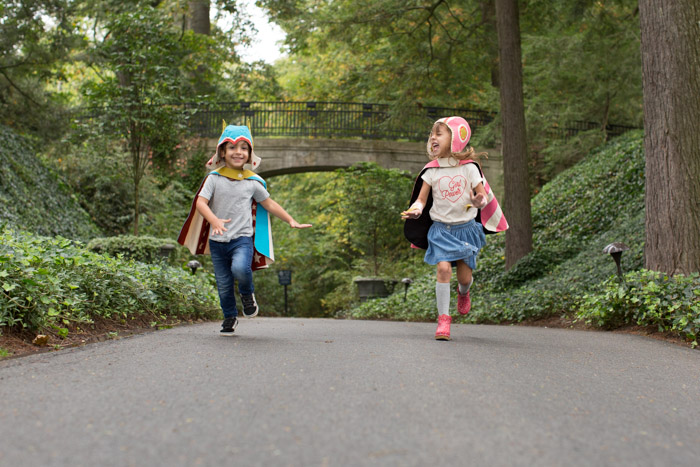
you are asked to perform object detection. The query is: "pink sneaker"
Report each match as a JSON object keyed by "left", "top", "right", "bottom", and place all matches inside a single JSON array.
[
  {"left": 457, "top": 287, "right": 471, "bottom": 315},
  {"left": 435, "top": 315, "right": 451, "bottom": 340}
]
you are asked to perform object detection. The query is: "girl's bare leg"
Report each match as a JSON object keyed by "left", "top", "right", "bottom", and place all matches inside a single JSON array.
[
  {"left": 455, "top": 260, "right": 474, "bottom": 315},
  {"left": 455, "top": 260, "right": 473, "bottom": 286}
]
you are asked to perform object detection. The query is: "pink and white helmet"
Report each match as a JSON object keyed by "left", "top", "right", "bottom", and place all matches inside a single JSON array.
[{"left": 432, "top": 116, "right": 472, "bottom": 153}]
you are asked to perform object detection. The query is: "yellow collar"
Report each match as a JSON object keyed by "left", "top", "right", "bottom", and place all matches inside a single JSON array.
[{"left": 214, "top": 167, "right": 256, "bottom": 180}]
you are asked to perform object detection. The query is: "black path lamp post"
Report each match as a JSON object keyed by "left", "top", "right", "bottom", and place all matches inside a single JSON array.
[
  {"left": 401, "top": 278, "right": 413, "bottom": 301},
  {"left": 187, "top": 260, "right": 201, "bottom": 275},
  {"left": 603, "top": 242, "right": 630, "bottom": 282},
  {"left": 277, "top": 270, "right": 292, "bottom": 314}
]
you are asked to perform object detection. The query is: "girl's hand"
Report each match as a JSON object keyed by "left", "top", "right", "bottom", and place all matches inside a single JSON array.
[
  {"left": 289, "top": 219, "right": 312, "bottom": 229},
  {"left": 211, "top": 218, "right": 231, "bottom": 236},
  {"left": 401, "top": 207, "right": 422, "bottom": 219},
  {"left": 401, "top": 201, "right": 424, "bottom": 220},
  {"left": 470, "top": 192, "right": 487, "bottom": 209}
]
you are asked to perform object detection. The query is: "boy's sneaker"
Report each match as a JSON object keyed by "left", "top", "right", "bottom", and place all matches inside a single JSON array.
[
  {"left": 435, "top": 315, "right": 452, "bottom": 341},
  {"left": 220, "top": 317, "right": 238, "bottom": 335},
  {"left": 241, "top": 294, "right": 259, "bottom": 318},
  {"left": 457, "top": 287, "right": 471, "bottom": 315}
]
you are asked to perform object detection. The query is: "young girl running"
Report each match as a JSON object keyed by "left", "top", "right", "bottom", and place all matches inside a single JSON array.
[{"left": 402, "top": 117, "right": 508, "bottom": 340}]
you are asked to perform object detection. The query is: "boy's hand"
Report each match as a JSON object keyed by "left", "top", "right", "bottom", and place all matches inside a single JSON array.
[
  {"left": 470, "top": 192, "right": 487, "bottom": 209},
  {"left": 289, "top": 219, "right": 312, "bottom": 229},
  {"left": 211, "top": 218, "right": 231, "bottom": 235}
]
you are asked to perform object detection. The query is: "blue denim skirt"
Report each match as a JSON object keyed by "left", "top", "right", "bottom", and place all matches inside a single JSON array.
[{"left": 424, "top": 220, "right": 486, "bottom": 269}]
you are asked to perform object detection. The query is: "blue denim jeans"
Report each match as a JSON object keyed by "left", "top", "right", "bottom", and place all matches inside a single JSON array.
[{"left": 209, "top": 237, "right": 255, "bottom": 319}]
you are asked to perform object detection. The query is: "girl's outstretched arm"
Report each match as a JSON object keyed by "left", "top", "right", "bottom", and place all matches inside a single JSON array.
[
  {"left": 260, "top": 198, "right": 312, "bottom": 228},
  {"left": 401, "top": 182, "right": 431, "bottom": 219}
]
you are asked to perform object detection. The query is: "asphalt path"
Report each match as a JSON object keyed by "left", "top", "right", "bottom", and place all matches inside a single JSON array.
[{"left": 1, "top": 318, "right": 699, "bottom": 466}]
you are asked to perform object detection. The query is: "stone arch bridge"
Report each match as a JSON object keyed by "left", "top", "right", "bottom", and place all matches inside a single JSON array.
[
  {"left": 218, "top": 137, "right": 504, "bottom": 197},
  {"left": 192, "top": 101, "right": 504, "bottom": 194}
]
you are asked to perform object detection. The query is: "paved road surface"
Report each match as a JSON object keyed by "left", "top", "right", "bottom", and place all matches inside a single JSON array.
[{"left": 1, "top": 318, "right": 699, "bottom": 466}]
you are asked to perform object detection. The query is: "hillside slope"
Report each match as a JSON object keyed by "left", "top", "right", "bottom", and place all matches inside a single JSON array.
[{"left": 0, "top": 126, "right": 99, "bottom": 240}]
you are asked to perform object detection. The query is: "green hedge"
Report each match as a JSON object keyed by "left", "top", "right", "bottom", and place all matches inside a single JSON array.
[
  {"left": 577, "top": 270, "right": 700, "bottom": 346},
  {"left": 87, "top": 235, "right": 178, "bottom": 264},
  {"left": 0, "top": 229, "right": 219, "bottom": 334}
]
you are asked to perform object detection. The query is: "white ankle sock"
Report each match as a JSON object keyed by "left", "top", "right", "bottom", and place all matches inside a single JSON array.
[
  {"left": 436, "top": 282, "right": 451, "bottom": 316},
  {"left": 459, "top": 279, "right": 473, "bottom": 295}
]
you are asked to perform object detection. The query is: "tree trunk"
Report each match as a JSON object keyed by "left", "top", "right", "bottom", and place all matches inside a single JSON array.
[
  {"left": 495, "top": 0, "right": 533, "bottom": 270},
  {"left": 130, "top": 125, "right": 142, "bottom": 237},
  {"left": 480, "top": 0, "right": 500, "bottom": 88},
  {"left": 133, "top": 178, "right": 140, "bottom": 236},
  {"left": 187, "top": 0, "right": 211, "bottom": 35},
  {"left": 639, "top": 0, "right": 700, "bottom": 275}
]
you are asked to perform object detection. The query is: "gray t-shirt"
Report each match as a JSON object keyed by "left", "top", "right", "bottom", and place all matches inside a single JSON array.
[{"left": 199, "top": 174, "right": 270, "bottom": 242}]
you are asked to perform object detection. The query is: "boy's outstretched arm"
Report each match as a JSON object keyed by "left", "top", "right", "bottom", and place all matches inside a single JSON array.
[
  {"left": 196, "top": 196, "right": 231, "bottom": 236},
  {"left": 260, "top": 198, "right": 312, "bottom": 229}
]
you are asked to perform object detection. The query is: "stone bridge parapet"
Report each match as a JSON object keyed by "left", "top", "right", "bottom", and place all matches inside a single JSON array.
[{"left": 206, "top": 137, "right": 504, "bottom": 196}]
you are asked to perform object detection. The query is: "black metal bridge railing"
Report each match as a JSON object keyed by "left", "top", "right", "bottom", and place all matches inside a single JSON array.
[
  {"left": 183, "top": 101, "right": 494, "bottom": 141},
  {"left": 76, "top": 101, "right": 639, "bottom": 142},
  {"left": 548, "top": 120, "right": 640, "bottom": 141}
]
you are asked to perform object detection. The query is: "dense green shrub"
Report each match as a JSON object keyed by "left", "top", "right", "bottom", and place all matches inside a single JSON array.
[
  {"left": 0, "top": 125, "right": 100, "bottom": 240},
  {"left": 0, "top": 229, "right": 219, "bottom": 334},
  {"left": 87, "top": 235, "right": 178, "bottom": 264},
  {"left": 576, "top": 271, "right": 700, "bottom": 346}
]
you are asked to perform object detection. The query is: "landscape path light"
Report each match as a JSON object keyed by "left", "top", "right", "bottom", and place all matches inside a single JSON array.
[
  {"left": 401, "top": 278, "right": 413, "bottom": 301},
  {"left": 187, "top": 260, "right": 202, "bottom": 275},
  {"left": 277, "top": 270, "right": 292, "bottom": 314},
  {"left": 603, "top": 242, "right": 630, "bottom": 281}
]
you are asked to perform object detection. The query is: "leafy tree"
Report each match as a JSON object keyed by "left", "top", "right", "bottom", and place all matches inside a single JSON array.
[
  {"left": 262, "top": 1, "right": 642, "bottom": 176},
  {"left": 79, "top": 6, "right": 204, "bottom": 235},
  {"left": 639, "top": 0, "right": 700, "bottom": 274},
  {"left": 520, "top": 1, "right": 642, "bottom": 181},
  {"left": 177, "top": 0, "right": 255, "bottom": 95},
  {"left": 0, "top": 0, "right": 79, "bottom": 137},
  {"left": 336, "top": 163, "right": 413, "bottom": 276},
  {"left": 226, "top": 61, "right": 285, "bottom": 100},
  {"left": 263, "top": 0, "right": 496, "bottom": 108}
]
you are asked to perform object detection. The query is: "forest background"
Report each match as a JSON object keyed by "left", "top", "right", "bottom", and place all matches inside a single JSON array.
[{"left": 1, "top": 0, "right": 698, "bottom": 353}]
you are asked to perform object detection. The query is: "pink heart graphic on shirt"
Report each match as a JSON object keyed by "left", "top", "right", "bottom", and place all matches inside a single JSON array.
[{"left": 438, "top": 175, "right": 467, "bottom": 203}]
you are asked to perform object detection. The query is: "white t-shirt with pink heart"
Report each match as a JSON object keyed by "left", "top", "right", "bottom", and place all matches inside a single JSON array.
[{"left": 421, "top": 162, "right": 483, "bottom": 225}]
